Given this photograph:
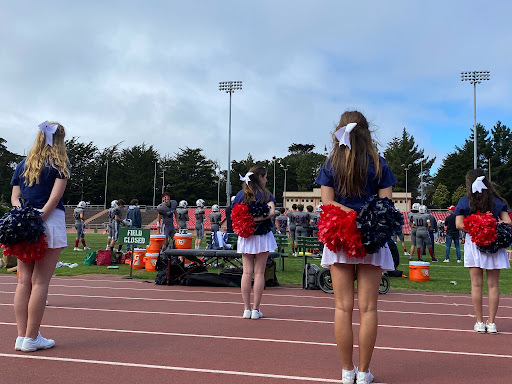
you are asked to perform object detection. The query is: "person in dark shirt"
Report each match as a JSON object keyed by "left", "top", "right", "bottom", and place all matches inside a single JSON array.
[{"left": 443, "top": 206, "right": 461, "bottom": 263}]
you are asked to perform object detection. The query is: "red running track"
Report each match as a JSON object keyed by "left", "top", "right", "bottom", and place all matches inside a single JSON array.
[{"left": 1, "top": 274, "right": 511, "bottom": 383}]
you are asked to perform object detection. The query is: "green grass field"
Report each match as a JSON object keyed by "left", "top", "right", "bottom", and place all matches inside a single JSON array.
[{"left": 2, "top": 234, "right": 511, "bottom": 295}]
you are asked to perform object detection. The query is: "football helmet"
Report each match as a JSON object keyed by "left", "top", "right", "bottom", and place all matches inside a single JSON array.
[
  {"left": 196, "top": 199, "right": 205, "bottom": 207},
  {"left": 315, "top": 204, "right": 323, "bottom": 212},
  {"left": 77, "top": 201, "right": 87, "bottom": 209},
  {"left": 411, "top": 203, "right": 420, "bottom": 212},
  {"left": 179, "top": 200, "right": 188, "bottom": 208},
  {"left": 419, "top": 205, "right": 428, "bottom": 214},
  {"left": 111, "top": 200, "right": 118, "bottom": 208},
  {"left": 212, "top": 204, "right": 220, "bottom": 212}
]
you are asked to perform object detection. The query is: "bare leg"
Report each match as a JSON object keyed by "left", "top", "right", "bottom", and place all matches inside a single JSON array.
[
  {"left": 486, "top": 269, "right": 500, "bottom": 323},
  {"left": 356, "top": 264, "right": 382, "bottom": 373},
  {"left": 252, "top": 252, "right": 268, "bottom": 309},
  {"left": 241, "top": 254, "right": 255, "bottom": 310},
  {"left": 14, "top": 259, "right": 36, "bottom": 337},
  {"left": 330, "top": 263, "right": 355, "bottom": 371},
  {"left": 469, "top": 267, "right": 484, "bottom": 323},
  {"left": 25, "top": 248, "right": 62, "bottom": 339}
]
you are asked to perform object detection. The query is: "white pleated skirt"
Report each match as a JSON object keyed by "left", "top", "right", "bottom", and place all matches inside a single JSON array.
[
  {"left": 237, "top": 232, "right": 277, "bottom": 255},
  {"left": 321, "top": 242, "right": 395, "bottom": 271},
  {"left": 463, "top": 234, "right": 510, "bottom": 270},
  {"left": 43, "top": 209, "right": 67, "bottom": 249}
]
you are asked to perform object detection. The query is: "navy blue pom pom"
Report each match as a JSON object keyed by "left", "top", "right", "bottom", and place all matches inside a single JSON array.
[
  {"left": 0, "top": 204, "right": 46, "bottom": 246},
  {"left": 248, "top": 201, "right": 272, "bottom": 236},
  {"left": 478, "top": 222, "right": 512, "bottom": 254},
  {"left": 356, "top": 195, "right": 404, "bottom": 254}
]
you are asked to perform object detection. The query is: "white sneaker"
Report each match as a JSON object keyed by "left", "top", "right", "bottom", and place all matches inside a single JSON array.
[
  {"left": 15, "top": 337, "right": 24, "bottom": 351},
  {"left": 242, "top": 309, "right": 251, "bottom": 319},
  {"left": 356, "top": 370, "right": 374, "bottom": 384},
  {"left": 486, "top": 321, "right": 498, "bottom": 334},
  {"left": 474, "top": 321, "right": 486, "bottom": 333},
  {"left": 73, "top": 247, "right": 82, "bottom": 251},
  {"left": 443, "top": 259, "right": 450, "bottom": 263},
  {"left": 342, "top": 366, "right": 358, "bottom": 384},
  {"left": 21, "top": 332, "right": 55, "bottom": 352},
  {"left": 83, "top": 246, "right": 91, "bottom": 250},
  {"left": 457, "top": 260, "right": 462, "bottom": 263},
  {"left": 404, "top": 251, "right": 410, "bottom": 256},
  {"left": 251, "top": 309, "right": 263, "bottom": 319}
]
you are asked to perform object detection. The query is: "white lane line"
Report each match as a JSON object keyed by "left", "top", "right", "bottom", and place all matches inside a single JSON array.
[
  {"left": 1, "top": 292, "right": 511, "bottom": 319},
  {"left": 1, "top": 274, "right": 511, "bottom": 302},
  {"left": 1, "top": 322, "right": 511, "bottom": 359},
  {"left": 0, "top": 353, "right": 342, "bottom": 383},
  {"left": 8, "top": 282, "right": 509, "bottom": 310},
  {"left": 0, "top": 282, "right": 335, "bottom": 301},
  {"left": 1, "top": 303, "right": 512, "bottom": 330}
]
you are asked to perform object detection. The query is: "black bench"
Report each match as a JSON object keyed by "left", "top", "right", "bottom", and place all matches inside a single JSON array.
[{"left": 163, "top": 248, "right": 279, "bottom": 285}]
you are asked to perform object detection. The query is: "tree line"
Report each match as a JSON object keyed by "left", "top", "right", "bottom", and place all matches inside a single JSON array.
[{"left": 1, "top": 120, "right": 511, "bottom": 210}]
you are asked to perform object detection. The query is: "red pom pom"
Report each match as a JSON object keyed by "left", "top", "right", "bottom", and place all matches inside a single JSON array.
[
  {"left": 463, "top": 212, "right": 497, "bottom": 247},
  {"left": 231, "top": 203, "right": 255, "bottom": 238},
  {"left": 317, "top": 205, "right": 365, "bottom": 258},
  {"left": 1, "top": 234, "right": 48, "bottom": 263}
]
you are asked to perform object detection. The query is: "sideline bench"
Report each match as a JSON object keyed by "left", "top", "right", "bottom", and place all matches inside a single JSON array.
[
  {"left": 163, "top": 248, "right": 279, "bottom": 285},
  {"left": 274, "top": 234, "right": 289, "bottom": 272},
  {"left": 296, "top": 236, "right": 323, "bottom": 275}
]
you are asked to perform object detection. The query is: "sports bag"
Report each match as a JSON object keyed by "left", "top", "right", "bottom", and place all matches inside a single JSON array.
[
  {"left": 96, "top": 250, "right": 111, "bottom": 266},
  {"left": 83, "top": 251, "right": 97, "bottom": 266},
  {"left": 302, "top": 263, "right": 321, "bottom": 290}
]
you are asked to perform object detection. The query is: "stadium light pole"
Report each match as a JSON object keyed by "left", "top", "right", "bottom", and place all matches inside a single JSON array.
[
  {"left": 272, "top": 156, "right": 276, "bottom": 198},
  {"left": 461, "top": 71, "right": 490, "bottom": 169},
  {"left": 219, "top": 81, "right": 243, "bottom": 206},
  {"left": 419, "top": 157, "right": 424, "bottom": 206},
  {"left": 402, "top": 163, "right": 412, "bottom": 211},
  {"left": 281, "top": 164, "right": 288, "bottom": 209},
  {"left": 152, "top": 161, "right": 157, "bottom": 208}
]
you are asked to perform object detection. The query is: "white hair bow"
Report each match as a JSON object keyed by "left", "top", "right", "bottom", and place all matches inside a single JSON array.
[
  {"left": 472, "top": 176, "right": 488, "bottom": 193},
  {"left": 239, "top": 172, "right": 254, "bottom": 186},
  {"left": 38, "top": 121, "right": 59, "bottom": 146},
  {"left": 334, "top": 123, "right": 357, "bottom": 149}
]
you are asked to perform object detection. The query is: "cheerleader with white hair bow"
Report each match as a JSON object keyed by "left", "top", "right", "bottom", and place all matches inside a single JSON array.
[
  {"left": 8, "top": 121, "right": 70, "bottom": 353},
  {"left": 455, "top": 169, "right": 511, "bottom": 334},
  {"left": 232, "top": 166, "right": 277, "bottom": 320}
]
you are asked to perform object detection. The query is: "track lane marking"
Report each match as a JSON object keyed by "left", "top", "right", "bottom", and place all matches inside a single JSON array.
[
  {"left": 3, "top": 290, "right": 511, "bottom": 315},
  {"left": 0, "top": 353, "right": 343, "bottom": 383},
  {"left": 0, "top": 323, "right": 511, "bottom": 359},
  {"left": 1, "top": 275, "right": 511, "bottom": 302},
  {"left": 1, "top": 304, "right": 511, "bottom": 332}
]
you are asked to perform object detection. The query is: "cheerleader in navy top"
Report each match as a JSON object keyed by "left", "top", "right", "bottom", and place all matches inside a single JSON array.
[
  {"left": 314, "top": 111, "right": 396, "bottom": 384},
  {"left": 9, "top": 121, "right": 70, "bottom": 353},
  {"left": 454, "top": 169, "right": 511, "bottom": 334},
  {"left": 232, "top": 166, "right": 277, "bottom": 320}
]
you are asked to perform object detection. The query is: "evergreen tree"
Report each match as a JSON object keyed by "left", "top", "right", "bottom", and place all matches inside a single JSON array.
[
  {"left": 452, "top": 184, "right": 466, "bottom": 205},
  {"left": 383, "top": 128, "right": 435, "bottom": 202},
  {"left": 431, "top": 184, "right": 450, "bottom": 209},
  {"left": 0, "top": 138, "right": 21, "bottom": 204}
]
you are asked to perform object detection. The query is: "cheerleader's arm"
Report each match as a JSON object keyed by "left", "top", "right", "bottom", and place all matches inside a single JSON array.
[
  {"left": 11, "top": 185, "right": 22, "bottom": 208},
  {"left": 378, "top": 186, "right": 392, "bottom": 199},
  {"left": 499, "top": 211, "right": 511, "bottom": 224},
  {"left": 455, "top": 215, "right": 465, "bottom": 231},
  {"left": 40, "top": 178, "right": 67, "bottom": 221},
  {"left": 320, "top": 185, "right": 353, "bottom": 212}
]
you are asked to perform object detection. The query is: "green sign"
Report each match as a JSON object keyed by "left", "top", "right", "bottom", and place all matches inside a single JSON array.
[{"left": 118, "top": 228, "right": 150, "bottom": 246}]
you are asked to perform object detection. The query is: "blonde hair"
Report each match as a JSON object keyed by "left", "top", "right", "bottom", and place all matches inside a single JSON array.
[
  {"left": 328, "top": 111, "right": 381, "bottom": 197},
  {"left": 23, "top": 122, "right": 70, "bottom": 186}
]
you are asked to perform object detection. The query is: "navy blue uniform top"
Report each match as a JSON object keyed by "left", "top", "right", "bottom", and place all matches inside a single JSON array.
[
  {"left": 315, "top": 156, "right": 397, "bottom": 213},
  {"left": 454, "top": 195, "right": 508, "bottom": 219},
  {"left": 11, "top": 158, "right": 70, "bottom": 211},
  {"left": 233, "top": 189, "right": 276, "bottom": 205}
]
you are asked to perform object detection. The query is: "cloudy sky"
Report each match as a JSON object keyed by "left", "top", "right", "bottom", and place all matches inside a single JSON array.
[{"left": 1, "top": 1, "right": 511, "bottom": 173}]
